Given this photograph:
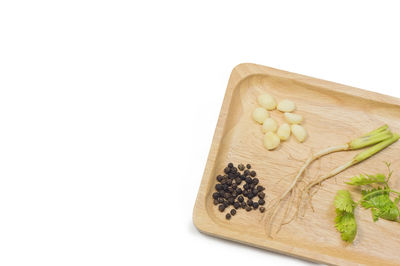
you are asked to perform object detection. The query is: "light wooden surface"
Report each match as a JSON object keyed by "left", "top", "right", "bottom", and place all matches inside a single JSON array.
[{"left": 192, "top": 63, "right": 400, "bottom": 266}]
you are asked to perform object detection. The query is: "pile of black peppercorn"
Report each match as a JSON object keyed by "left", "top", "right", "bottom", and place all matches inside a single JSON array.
[{"left": 212, "top": 163, "right": 266, "bottom": 220}]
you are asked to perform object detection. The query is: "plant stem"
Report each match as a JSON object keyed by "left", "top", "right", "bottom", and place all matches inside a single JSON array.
[
  {"left": 277, "top": 144, "right": 349, "bottom": 203},
  {"left": 307, "top": 161, "right": 353, "bottom": 191},
  {"left": 385, "top": 162, "right": 393, "bottom": 184},
  {"left": 307, "top": 134, "right": 400, "bottom": 195},
  {"left": 348, "top": 127, "right": 392, "bottom": 150},
  {"left": 352, "top": 134, "right": 400, "bottom": 163},
  {"left": 361, "top": 124, "right": 388, "bottom": 137}
]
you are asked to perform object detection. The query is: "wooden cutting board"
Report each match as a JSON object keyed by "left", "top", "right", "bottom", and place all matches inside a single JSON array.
[{"left": 192, "top": 63, "right": 400, "bottom": 266}]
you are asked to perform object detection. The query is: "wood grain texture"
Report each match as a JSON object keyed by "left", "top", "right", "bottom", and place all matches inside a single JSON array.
[{"left": 192, "top": 63, "right": 400, "bottom": 266}]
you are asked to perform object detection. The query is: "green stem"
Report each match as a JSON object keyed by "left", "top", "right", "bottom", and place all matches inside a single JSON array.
[
  {"left": 349, "top": 128, "right": 392, "bottom": 150},
  {"left": 306, "top": 133, "right": 399, "bottom": 205},
  {"left": 385, "top": 162, "right": 393, "bottom": 184},
  {"left": 352, "top": 134, "right": 400, "bottom": 164},
  {"left": 361, "top": 124, "right": 388, "bottom": 137}
]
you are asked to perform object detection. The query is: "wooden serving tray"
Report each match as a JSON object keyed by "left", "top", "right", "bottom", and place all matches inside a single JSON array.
[{"left": 193, "top": 63, "right": 400, "bottom": 266}]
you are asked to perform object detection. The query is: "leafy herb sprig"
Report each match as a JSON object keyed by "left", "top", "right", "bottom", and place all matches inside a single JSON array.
[{"left": 334, "top": 162, "right": 400, "bottom": 243}]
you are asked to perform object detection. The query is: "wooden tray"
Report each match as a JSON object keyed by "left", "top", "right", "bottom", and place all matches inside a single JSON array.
[{"left": 192, "top": 63, "right": 400, "bottom": 266}]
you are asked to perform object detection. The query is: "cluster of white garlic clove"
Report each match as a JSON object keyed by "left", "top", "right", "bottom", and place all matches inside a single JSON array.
[{"left": 252, "top": 93, "right": 308, "bottom": 150}]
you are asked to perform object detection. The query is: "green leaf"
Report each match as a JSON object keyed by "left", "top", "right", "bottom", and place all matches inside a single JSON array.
[
  {"left": 335, "top": 209, "right": 357, "bottom": 242},
  {"left": 360, "top": 189, "right": 400, "bottom": 222},
  {"left": 345, "top": 173, "right": 386, "bottom": 186},
  {"left": 334, "top": 190, "right": 356, "bottom": 213},
  {"left": 334, "top": 190, "right": 357, "bottom": 242}
]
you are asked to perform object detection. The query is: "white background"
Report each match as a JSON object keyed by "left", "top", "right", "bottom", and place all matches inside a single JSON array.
[{"left": 0, "top": 1, "right": 399, "bottom": 265}]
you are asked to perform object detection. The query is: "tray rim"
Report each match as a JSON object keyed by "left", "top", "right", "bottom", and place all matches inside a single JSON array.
[{"left": 192, "top": 63, "right": 400, "bottom": 265}]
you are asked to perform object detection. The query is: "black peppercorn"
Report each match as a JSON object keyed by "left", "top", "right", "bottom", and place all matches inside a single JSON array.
[
  {"left": 243, "top": 184, "right": 249, "bottom": 190},
  {"left": 240, "top": 174, "right": 246, "bottom": 180},
  {"left": 252, "top": 188, "right": 258, "bottom": 195},
  {"left": 232, "top": 183, "right": 237, "bottom": 189},
  {"left": 245, "top": 177, "right": 252, "bottom": 184},
  {"left": 215, "top": 184, "right": 223, "bottom": 191},
  {"left": 217, "top": 175, "right": 223, "bottom": 182},
  {"left": 259, "top": 207, "right": 265, "bottom": 213},
  {"left": 218, "top": 204, "right": 225, "bottom": 212},
  {"left": 246, "top": 164, "right": 251, "bottom": 169},
  {"left": 253, "top": 202, "right": 259, "bottom": 209},
  {"left": 243, "top": 190, "right": 248, "bottom": 197},
  {"left": 223, "top": 201, "right": 229, "bottom": 208},
  {"left": 243, "top": 170, "right": 250, "bottom": 176},
  {"left": 224, "top": 167, "right": 230, "bottom": 174},
  {"left": 226, "top": 213, "right": 231, "bottom": 220},
  {"left": 228, "top": 187, "right": 234, "bottom": 193},
  {"left": 258, "top": 192, "right": 265, "bottom": 199},
  {"left": 245, "top": 206, "right": 252, "bottom": 212},
  {"left": 248, "top": 193, "right": 254, "bottom": 199},
  {"left": 238, "top": 195, "right": 244, "bottom": 202},
  {"left": 231, "top": 191, "right": 237, "bottom": 197},
  {"left": 238, "top": 164, "right": 245, "bottom": 171},
  {"left": 230, "top": 209, "right": 236, "bottom": 216},
  {"left": 235, "top": 177, "right": 241, "bottom": 184},
  {"left": 252, "top": 178, "right": 259, "bottom": 185},
  {"left": 212, "top": 192, "right": 220, "bottom": 199},
  {"left": 227, "top": 179, "right": 232, "bottom": 185},
  {"left": 231, "top": 167, "right": 237, "bottom": 174},
  {"left": 247, "top": 199, "right": 253, "bottom": 206},
  {"left": 257, "top": 185, "right": 264, "bottom": 192},
  {"left": 228, "top": 197, "right": 235, "bottom": 204},
  {"left": 228, "top": 163, "right": 233, "bottom": 168},
  {"left": 236, "top": 188, "right": 242, "bottom": 194},
  {"left": 213, "top": 199, "right": 219, "bottom": 205},
  {"left": 241, "top": 202, "right": 247, "bottom": 209},
  {"left": 233, "top": 202, "right": 240, "bottom": 209},
  {"left": 218, "top": 198, "right": 224, "bottom": 203},
  {"left": 250, "top": 171, "right": 256, "bottom": 177},
  {"left": 258, "top": 199, "right": 265, "bottom": 205}
]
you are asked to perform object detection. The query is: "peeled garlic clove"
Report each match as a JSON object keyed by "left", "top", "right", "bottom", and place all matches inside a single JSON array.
[
  {"left": 277, "top": 99, "right": 296, "bottom": 112},
  {"left": 264, "top": 132, "right": 280, "bottom": 150},
  {"left": 291, "top": 124, "right": 307, "bottom": 142},
  {"left": 252, "top": 107, "right": 269, "bottom": 124},
  {"left": 262, "top": 118, "right": 278, "bottom": 133},
  {"left": 277, "top": 123, "right": 291, "bottom": 140},
  {"left": 257, "top": 93, "right": 277, "bottom": 110},
  {"left": 284, "top": 112, "right": 303, "bottom": 124}
]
